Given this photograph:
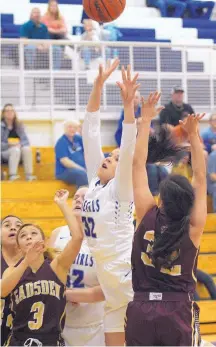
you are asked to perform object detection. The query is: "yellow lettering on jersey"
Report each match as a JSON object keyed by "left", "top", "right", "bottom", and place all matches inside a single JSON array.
[
  {"left": 18, "top": 285, "right": 26, "bottom": 303},
  {"left": 144, "top": 230, "right": 155, "bottom": 242},
  {"left": 142, "top": 230, "right": 182, "bottom": 277},
  {"left": 34, "top": 281, "right": 42, "bottom": 296},
  {"left": 1, "top": 298, "right": 5, "bottom": 320},
  {"left": 13, "top": 289, "right": 19, "bottom": 305},
  {"left": 49, "top": 280, "right": 55, "bottom": 297},
  {"left": 40, "top": 280, "right": 49, "bottom": 295},
  {"left": 54, "top": 283, "right": 60, "bottom": 300},
  {"left": 28, "top": 301, "right": 45, "bottom": 330},
  {"left": 26, "top": 283, "right": 34, "bottom": 298}
]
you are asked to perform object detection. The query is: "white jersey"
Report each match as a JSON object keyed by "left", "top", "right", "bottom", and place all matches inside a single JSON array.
[
  {"left": 82, "top": 110, "right": 136, "bottom": 310},
  {"left": 54, "top": 225, "right": 104, "bottom": 328}
]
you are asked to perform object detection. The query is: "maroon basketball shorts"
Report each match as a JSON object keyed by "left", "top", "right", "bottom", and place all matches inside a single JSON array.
[{"left": 125, "top": 292, "right": 201, "bottom": 346}]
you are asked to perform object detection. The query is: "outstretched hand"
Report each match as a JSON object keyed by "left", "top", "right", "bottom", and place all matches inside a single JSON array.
[
  {"left": 95, "top": 58, "right": 120, "bottom": 87},
  {"left": 116, "top": 65, "right": 140, "bottom": 105},
  {"left": 54, "top": 189, "right": 69, "bottom": 206},
  {"left": 25, "top": 241, "right": 45, "bottom": 265},
  {"left": 141, "top": 92, "right": 164, "bottom": 122},
  {"left": 179, "top": 113, "right": 205, "bottom": 135}
]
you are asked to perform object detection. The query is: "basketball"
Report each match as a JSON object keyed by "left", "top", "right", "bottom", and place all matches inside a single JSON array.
[{"left": 82, "top": 0, "right": 126, "bottom": 23}]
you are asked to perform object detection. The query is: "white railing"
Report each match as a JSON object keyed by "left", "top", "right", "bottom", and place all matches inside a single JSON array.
[{"left": 1, "top": 38, "right": 216, "bottom": 115}]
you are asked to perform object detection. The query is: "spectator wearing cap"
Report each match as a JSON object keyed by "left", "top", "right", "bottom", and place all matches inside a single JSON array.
[
  {"left": 201, "top": 112, "right": 216, "bottom": 154},
  {"left": 55, "top": 120, "right": 88, "bottom": 188},
  {"left": 159, "top": 86, "right": 194, "bottom": 127}
]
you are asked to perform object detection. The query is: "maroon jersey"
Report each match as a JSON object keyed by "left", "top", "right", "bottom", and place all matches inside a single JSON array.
[
  {"left": 132, "top": 206, "right": 198, "bottom": 294},
  {"left": 1, "top": 253, "right": 22, "bottom": 346},
  {"left": 9, "top": 259, "right": 66, "bottom": 345}
]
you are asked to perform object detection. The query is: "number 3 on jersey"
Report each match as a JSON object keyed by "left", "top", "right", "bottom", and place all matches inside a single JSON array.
[{"left": 82, "top": 217, "right": 96, "bottom": 238}]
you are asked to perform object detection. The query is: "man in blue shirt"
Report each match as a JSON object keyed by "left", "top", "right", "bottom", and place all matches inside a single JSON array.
[
  {"left": 55, "top": 120, "right": 88, "bottom": 188},
  {"left": 20, "top": 8, "right": 61, "bottom": 69},
  {"left": 115, "top": 91, "right": 141, "bottom": 147},
  {"left": 201, "top": 113, "right": 216, "bottom": 154}
]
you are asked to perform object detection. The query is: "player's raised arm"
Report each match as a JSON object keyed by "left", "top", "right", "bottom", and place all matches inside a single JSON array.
[
  {"left": 51, "top": 190, "right": 83, "bottom": 283},
  {"left": 82, "top": 58, "right": 119, "bottom": 182},
  {"left": 133, "top": 93, "right": 164, "bottom": 226},
  {"left": 1, "top": 242, "right": 44, "bottom": 298},
  {"left": 112, "top": 65, "right": 139, "bottom": 201},
  {"left": 179, "top": 114, "right": 207, "bottom": 247}
]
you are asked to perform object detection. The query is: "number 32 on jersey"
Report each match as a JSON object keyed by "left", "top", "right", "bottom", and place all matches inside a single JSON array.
[
  {"left": 82, "top": 217, "right": 96, "bottom": 238},
  {"left": 141, "top": 230, "right": 181, "bottom": 276}
]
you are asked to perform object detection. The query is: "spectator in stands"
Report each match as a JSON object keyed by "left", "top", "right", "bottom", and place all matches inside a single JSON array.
[
  {"left": 115, "top": 90, "right": 141, "bottom": 147},
  {"left": 207, "top": 149, "right": 216, "bottom": 212},
  {"left": 201, "top": 112, "right": 216, "bottom": 154},
  {"left": 1, "top": 104, "right": 35, "bottom": 181},
  {"left": 81, "top": 19, "right": 101, "bottom": 70},
  {"left": 159, "top": 86, "right": 194, "bottom": 127},
  {"left": 20, "top": 8, "right": 61, "bottom": 69},
  {"left": 41, "top": 0, "right": 67, "bottom": 40},
  {"left": 186, "top": 0, "right": 214, "bottom": 19},
  {"left": 195, "top": 269, "right": 216, "bottom": 300},
  {"left": 146, "top": 0, "right": 187, "bottom": 17},
  {"left": 55, "top": 120, "right": 88, "bottom": 187}
]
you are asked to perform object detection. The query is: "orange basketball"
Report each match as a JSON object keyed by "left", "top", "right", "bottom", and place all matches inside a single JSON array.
[{"left": 83, "top": 0, "right": 126, "bottom": 23}]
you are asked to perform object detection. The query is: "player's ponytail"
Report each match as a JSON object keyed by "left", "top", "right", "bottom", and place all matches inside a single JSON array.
[
  {"left": 149, "top": 174, "right": 195, "bottom": 270},
  {"left": 147, "top": 125, "right": 185, "bottom": 164}
]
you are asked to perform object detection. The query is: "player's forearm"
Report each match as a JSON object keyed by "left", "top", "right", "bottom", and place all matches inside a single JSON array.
[
  {"left": 66, "top": 286, "right": 105, "bottom": 303},
  {"left": 58, "top": 203, "right": 83, "bottom": 242},
  {"left": 86, "top": 81, "right": 103, "bottom": 113},
  {"left": 189, "top": 132, "right": 206, "bottom": 181},
  {"left": 1, "top": 259, "right": 28, "bottom": 298},
  {"left": 123, "top": 103, "right": 135, "bottom": 124},
  {"left": 134, "top": 119, "right": 151, "bottom": 167}
]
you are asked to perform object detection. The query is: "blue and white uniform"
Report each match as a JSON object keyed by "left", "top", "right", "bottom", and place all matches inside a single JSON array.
[
  {"left": 82, "top": 110, "right": 136, "bottom": 332},
  {"left": 54, "top": 226, "right": 105, "bottom": 346}
]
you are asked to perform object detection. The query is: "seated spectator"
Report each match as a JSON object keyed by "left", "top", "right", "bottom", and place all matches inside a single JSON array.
[
  {"left": 115, "top": 91, "right": 141, "bottom": 147},
  {"left": 1, "top": 104, "right": 35, "bottom": 181},
  {"left": 20, "top": 8, "right": 61, "bottom": 70},
  {"left": 195, "top": 269, "right": 216, "bottom": 300},
  {"left": 159, "top": 86, "right": 194, "bottom": 126},
  {"left": 55, "top": 120, "right": 88, "bottom": 187},
  {"left": 186, "top": 0, "right": 214, "bottom": 19},
  {"left": 207, "top": 150, "right": 216, "bottom": 212},
  {"left": 41, "top": 0, "right": 67, "bottom": 40},
  {"left": 146, "top": 0, "right": 187, "bottom": 17},
  {"left": 201, "top": 112, "right": 216, "bottom": 154}
]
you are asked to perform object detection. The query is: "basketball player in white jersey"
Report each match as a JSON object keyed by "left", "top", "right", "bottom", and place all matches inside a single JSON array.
[
  {"left": 48, "top": 186, "right": 105, "bottom": 346},
  {"left": 82, "top": 59, "right": 139, "bottom": 346}
]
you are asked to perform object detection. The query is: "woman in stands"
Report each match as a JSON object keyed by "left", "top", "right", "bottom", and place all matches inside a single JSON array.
[
  {"left": 1, "top": 190, "right": 83, "bottom": 346},
  {"left": 41, "top": 0, "right": 67, "bottom": 40},
  {"left": 1, "top": 104, "right": 35, "bottom": 181},
  {"left": 1, "top": 215, "right": 23, "bottom": 346},
  {"left": 48, "top": 186, "right": 105, "bottom": 346},
  {"left": 125, "top": 92, "right": 207, "bottom": 346}
]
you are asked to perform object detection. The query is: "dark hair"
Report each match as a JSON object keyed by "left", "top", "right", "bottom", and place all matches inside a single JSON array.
[
  {"left": 147, "top": 125, "right": 186, "bottom": 165},
  {"left": 1, "top": 215, "right": 23, "bottom": 225},
  {"left": 149, "top": 174, "right": 195, "bottom": 270}
]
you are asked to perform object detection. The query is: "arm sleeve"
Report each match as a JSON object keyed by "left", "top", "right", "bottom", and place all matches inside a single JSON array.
[
  {"left": 82, "top": 110, "right": 104, "bottom": 183},
  {"left": 113, "top": 122, "right": 137, "bottom": 201},
  {"left": 55, "top": 139, "right": 68, "bottom": 160},
  {"left": 20, "top": 23, "right": 27, "bottom": 38},
  {"left": 114, "top": 111, "right": 124, "bottom": 147}
]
